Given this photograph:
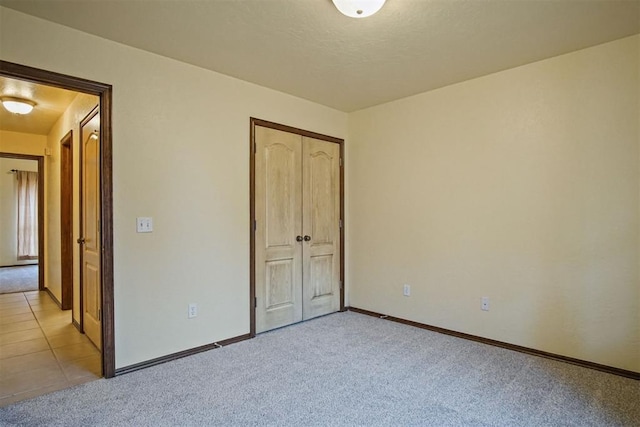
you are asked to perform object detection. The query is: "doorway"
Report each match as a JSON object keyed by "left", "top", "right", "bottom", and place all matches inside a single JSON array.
[
  {"left": 0, "top": 154, "right": 43, "bottom": 293},
  {"left": 0, "top": 60, "right": 114, "bottom": 378},
  {"left": 250, "top": 118, "right": 345, "bottom": 335}
]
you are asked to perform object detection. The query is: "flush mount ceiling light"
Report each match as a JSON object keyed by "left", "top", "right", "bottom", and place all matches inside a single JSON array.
[
  {"left": 332, "top": 0, "right": 386, "bottom": 18},
  {"left": 1, "top": 96, "right": 36, "bottom": 115}
]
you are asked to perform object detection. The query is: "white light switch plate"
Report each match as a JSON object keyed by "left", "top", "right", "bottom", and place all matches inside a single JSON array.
[{"left": 136, "top": 217, "right": 153, "bottom": 233}]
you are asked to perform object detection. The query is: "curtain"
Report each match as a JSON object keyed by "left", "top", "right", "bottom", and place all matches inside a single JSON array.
[{"left": 16, "top": 171, "right": 38, "bottom": 260}]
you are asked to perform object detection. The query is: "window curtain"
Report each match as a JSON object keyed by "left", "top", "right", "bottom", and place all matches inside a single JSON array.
[{"left": 16, "top": 171, "right": 38, "bottom": 260}]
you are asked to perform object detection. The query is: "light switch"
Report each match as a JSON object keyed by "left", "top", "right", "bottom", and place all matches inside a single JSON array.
[{"left": 136, "top": 217, "right": 153, "bottom": 233}]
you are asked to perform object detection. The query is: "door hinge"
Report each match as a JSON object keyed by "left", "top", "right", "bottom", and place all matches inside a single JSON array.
[
  {"left": 98, "top": 308, "right": 102, "bottom": 321},
  {"left": 339, "top": 219, "right": 343, "bottom": 229},
  {"left": 254, "top": 142, "right": 257, "bottom": 153},
  {"left": 339, "top": 157, "right": 343, "bottom": 167},
  {"left": 253, "top": 220, "right": 257, "bottom": 231},
  {"left": 340, "top": 281, "right": 343, "bottom": 290},
  {"left": 254, "top": 297, "right": 257, "bottom": 308}
]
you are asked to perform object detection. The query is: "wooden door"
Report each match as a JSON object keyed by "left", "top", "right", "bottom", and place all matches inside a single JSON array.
[
  {"left": 80, "top": 107, "right": 102, "bottom": 350},
  {"left": 255, "top": 126, "right": 303, "bottom": 333},
  {"left": 301, "top": 137, "right": 341, "bottom": 319},
  {"left": 254, "top": 123, "right": 342, "bottom": 333}
]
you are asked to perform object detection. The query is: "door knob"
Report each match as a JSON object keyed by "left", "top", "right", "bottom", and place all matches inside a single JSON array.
[
  {"left": 77, "top": 237, "right": 86, "bottom": 244},
  {"left": 296, "top": 235, "right": 303, "bottom": 242},
  {"left": 303, "top": 235, "right": 311, "bottom": 242}
]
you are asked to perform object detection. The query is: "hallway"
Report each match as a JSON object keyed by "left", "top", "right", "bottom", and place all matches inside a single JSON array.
[{"left": 0, "top": 290, "right": 100, "bottom": 406}]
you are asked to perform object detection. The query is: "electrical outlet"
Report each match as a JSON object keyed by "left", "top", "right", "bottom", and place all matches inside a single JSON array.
[
  {"left": 481, "top": 297, "right": 490, "bottom": 311},
  {"left": 188, "top": 303, "right": 197, "bottom": 319},
  {"left": 403, "top": 284, "right": 411, "bottom": 297}
]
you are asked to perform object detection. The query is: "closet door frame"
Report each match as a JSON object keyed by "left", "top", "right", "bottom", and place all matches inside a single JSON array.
[{"left": 249, "top": 118, "right": 345, "bottom": 337}]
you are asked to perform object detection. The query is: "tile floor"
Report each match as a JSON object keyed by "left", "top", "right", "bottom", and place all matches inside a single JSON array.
[{"left": 0, "top": 290, "right": 101, "bottom": 407}]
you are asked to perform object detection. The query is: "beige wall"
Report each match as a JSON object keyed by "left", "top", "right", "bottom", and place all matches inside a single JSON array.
[
  {"left": 348, "top": 36, "right": 640, "bottom": 372},
  {"left": 0, "top": 157, "right": 38, "bottom": 267},
  {"left": 2, "top": 6, "right": 636, "bottom": 374},
  {"left": 0, "top": 130, "right": 46, "bottom": 156},
  {"left": 0, "top": 7, "right": 348, "bottom": 368},
  {"left": 44, "top": 93, "right": 99, "bottom": 313}
]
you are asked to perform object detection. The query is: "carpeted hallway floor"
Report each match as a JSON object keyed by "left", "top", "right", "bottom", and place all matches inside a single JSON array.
[
  {"left": 1, "top": 311, "right": 638, "bottom": 426},
  {"left": 0, "top": 266, "right": 38, "bottom": 294}
]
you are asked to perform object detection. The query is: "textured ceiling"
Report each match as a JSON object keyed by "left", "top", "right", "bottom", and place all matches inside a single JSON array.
[
  {"left": 1, "top": 0, "right": 639, "bottom": 112},
  {"left": 0, "top": 76, "right": 78, "bottom": 135}
]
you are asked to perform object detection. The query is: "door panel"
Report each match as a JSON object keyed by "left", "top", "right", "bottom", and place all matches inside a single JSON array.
[
  {"left": 266, "top": 260, "right": 294, "bottom": 308},
  {"left": 302, "top": 137, "right": 341, "bottom": 320},
  {"left": 255, "top": 126, "right": 303, "bottom": 333},
  {"left": 309, "top": 255, "right": 333, "bottom": 298},
  {"left": 80, "top": 108, "right": 102, "bottom": 350}
]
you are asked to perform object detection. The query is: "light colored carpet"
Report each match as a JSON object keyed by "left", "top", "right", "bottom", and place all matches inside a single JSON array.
[
  {"left": 1, "top": 311, "right": 638, "bottom": 426},
  {"left": 0, "top": 265, "right": 38, "bottom": 294}
]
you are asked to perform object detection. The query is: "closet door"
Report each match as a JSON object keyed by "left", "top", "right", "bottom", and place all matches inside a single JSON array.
[
  {"left": 301, "top": 137, "right": 341, "bottom": 320},
  {"left": 255, "top": 126, "right": 303, "bottom": 333}
]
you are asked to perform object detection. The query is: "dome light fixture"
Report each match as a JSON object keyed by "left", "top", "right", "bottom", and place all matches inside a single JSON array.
[
  {"left": 1, "top": 96, "right": 36, "bottom": 115},
  {"left": 332, "top": 0, "right": 386, "bottom": 18}
]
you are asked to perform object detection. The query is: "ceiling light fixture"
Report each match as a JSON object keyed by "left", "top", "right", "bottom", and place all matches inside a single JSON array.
[
  {"left": 332, "top": 0, "right": 386, "bottom": 18},
  {"left": 1, "top": 96, "right": 36, "bottom": 115}
]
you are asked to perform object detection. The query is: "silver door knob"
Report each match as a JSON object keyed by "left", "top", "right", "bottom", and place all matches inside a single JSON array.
[
  {"left": 303, "top": 235, "right": 311, "bottom": 242},
  {"left": 77, "top": 238, "right": 86, "bottom": 244}
]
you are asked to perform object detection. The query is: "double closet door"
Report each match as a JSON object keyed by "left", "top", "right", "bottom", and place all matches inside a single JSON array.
[{"left": 255, "top": 125, "right": 341, "bottom": 333}]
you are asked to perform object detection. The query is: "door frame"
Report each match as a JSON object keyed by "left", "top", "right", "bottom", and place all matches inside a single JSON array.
[
  {"left": 60, "top": 130, "right": 73, "bottom": 310},
  {"left": 0, "top": 60, "right": 115, "bottom": 378},
  {"left": 249, "top": 118, "right": 345, "bottom": 337},
  {"left": 0, "top": 152, "right": 44, "bottom": 292}
]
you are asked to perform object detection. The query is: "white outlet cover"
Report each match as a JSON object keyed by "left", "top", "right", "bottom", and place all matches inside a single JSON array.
[
  {"left": 188, "top": 303, "right": 197, "bottom": 318},
  {"left": 403, "top": 284, "right": 410, "bottom": 297},
  {"left": 481, "top": 297, "right": 490, "bottom": 311}
]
